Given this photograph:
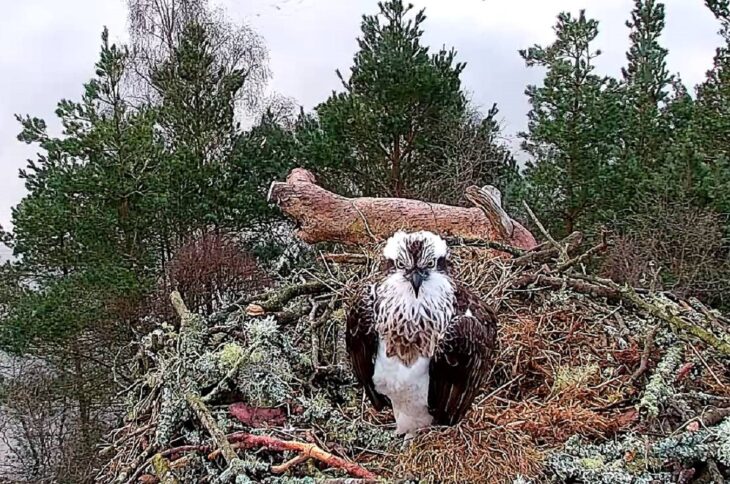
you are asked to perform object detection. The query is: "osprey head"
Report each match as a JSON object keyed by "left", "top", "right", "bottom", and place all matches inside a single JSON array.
[{"left": 382, "top": 231, "right": 449, "bottom": 297}]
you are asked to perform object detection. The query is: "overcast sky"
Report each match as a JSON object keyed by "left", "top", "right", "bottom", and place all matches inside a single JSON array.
[{"left": 0, "top": 0, "right": 723, "bottom": 234}]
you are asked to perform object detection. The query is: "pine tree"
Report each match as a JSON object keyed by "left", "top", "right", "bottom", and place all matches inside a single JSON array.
[
  {"left": 302, "top": 0, "right": 515, "bottom": 201},
  {"left": 5, "top": 29, "right": 159, "bottom": 351},
  {"left": 596, "top": 0, "right": 677, "bottom": 220},
  {"left": 621, "top": 0, "right": 672, "bottom": 170},
  {"left": 692, "top": 0, "right": 730, "bottom": 216},
  {"left": 227, "top": 106, "right": 301, "bottom": 225},
  {"left": 623, "top": 0, "right": 670, "bottom": 109},
  {"left": 150, "top": 22, "right": 246, "bottom": 236},
  {"left": 520, "top": 11, "right": 622, "bottom": 236},
  {"left": 0, "top": 31, "right": 163, "bottom": 478}
]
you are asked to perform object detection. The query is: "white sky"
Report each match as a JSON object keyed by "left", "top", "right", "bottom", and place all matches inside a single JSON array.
[{"left": 0, "top": 0, "right": 723, "bottom": 232}]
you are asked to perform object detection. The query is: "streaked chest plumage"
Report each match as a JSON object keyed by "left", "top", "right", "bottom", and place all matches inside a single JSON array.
[{"left": 372, "top": 271, "right": 455, "bottom": 366}]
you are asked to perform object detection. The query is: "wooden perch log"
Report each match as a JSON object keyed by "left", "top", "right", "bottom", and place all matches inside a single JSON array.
[
  {"left": 465, "top": 185, "right": 513, "bottom": 240},
  {"left": 268, "top": 168, "right": 536, "bottom": 249}
]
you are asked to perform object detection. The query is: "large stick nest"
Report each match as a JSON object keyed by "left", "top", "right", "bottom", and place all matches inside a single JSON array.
[{"left": 98, "top": 233, "right": 730, "bottom": 483}]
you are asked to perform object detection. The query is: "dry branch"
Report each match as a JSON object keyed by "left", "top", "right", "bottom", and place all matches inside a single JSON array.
[
  {"left": 321, "top": 253, "right": 371, "bottom": 265},
  {"left": 185, "top": 392, "right": 238, "bottom": 464},
  {"left": 446, "top": 237, "right": 527, "bottom": 257},
  {"left": 631, "top": 326, "right": 658, "bottom": 382},
  {"left": 268, "top": 168, "right": 536, "bottom": 249},
  {"left": 553, "top": 236, "right": 608, "bottom": 273},
  {"left": 511, "top": 273, "right": 621, "bottom": 302},
  {"left": 512, "top": 231, "right": 583, "bottom": 267},
  {"left": 210, "top": 280, "right": 327, "bottom": 324},
  {"left": 208, "top": 432, "right": 379, "bottom": 480},
  {"left": 523, "top": 200, "right": 567, "bottom": 261}
]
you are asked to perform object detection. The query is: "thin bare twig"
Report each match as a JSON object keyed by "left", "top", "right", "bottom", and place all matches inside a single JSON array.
[
  {"left": 271, "top": 454, "right": 310, "bottom": 474},
  {"left": 553, "top": 237, "right": 609, "bottom": 273},
  {"left": 522, "top": 201, "right": 568, "bottom": 262},
  {"left": 631, "top": 326, "right": 658, "bottom": 382}
]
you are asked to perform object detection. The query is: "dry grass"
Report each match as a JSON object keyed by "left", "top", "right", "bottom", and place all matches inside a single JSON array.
[{"left": 397, "top": 420, "right": 543, "bottom": 483}]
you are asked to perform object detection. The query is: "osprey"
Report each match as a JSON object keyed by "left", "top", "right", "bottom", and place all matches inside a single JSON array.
[{"left": 346, "top": 230, "right": 497, "bottom": 437}]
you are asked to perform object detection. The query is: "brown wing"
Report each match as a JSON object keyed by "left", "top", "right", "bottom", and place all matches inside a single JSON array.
[
  {"left": 345, "top": 282, "right": 391, "bottom": 410},
  {"left": 428, "top": 283, "right": 497, "bottom": 425}
]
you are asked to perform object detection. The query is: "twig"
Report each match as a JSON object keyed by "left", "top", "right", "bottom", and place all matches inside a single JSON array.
[
  {"left": 168, "top": 454, "right": 198, "bottom": 470},
  {"left": 210, "top": 281, "right": 327, "bottom": 324},
  {"left": 351, "top": 201, "right": 378, "bottom": 242},
  {"left": 446, "top": 237, "right": 525, "bottom": 257},
  {"left": 122, "top": 447, "right": 157, "bottom": 484},
  {"left": 512, "top": 231, "right": 583, "bottom": 267},
  {"left": 271, "top": 454, "right": 310, "bottom": 474},
  {"left": 208, "top": 432, "right": 378, "bottom": 480},
  {"left": 553, "top": 237, "right": 608, "bottom": 273},
  {"left": 202, "top": 353, "right": 246, "bottom": 403},
  {"left": 511, "top": 273, "right": 621, "bottom": 302},
  {"left": 631, "top": 326, "right": 658, "bottom": 382},
  {"left": 252, "top": 281, "right": 328, "bottom": 313},
  {"left": 309, "top": 299, "right": 323, "bottom": 369},
  {"left": 321, "top": 253, "right": 370, "bottom": 265},
  {"left": 522, "top": 201, "right": 567, "bottom": 262},
  {"left": 688, "top": 343, "right": 725, "bottom": 388},
  {"left": 700, "top": 406, "right": 730, "bottom": 427},
  {"left": 185, "top": 392, "right": 238, "bottom": 464},
  {"left": 158, "top": 445, "right": 210, "bottom": 458}
]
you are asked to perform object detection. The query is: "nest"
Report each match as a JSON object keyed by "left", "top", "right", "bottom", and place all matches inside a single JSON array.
[{"left": 97, "top": 235, "right": 730, "bottom": 483}]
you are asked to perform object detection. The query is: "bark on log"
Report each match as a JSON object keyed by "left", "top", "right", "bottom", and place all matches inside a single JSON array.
[{"left": 268, "top": 168, "right": 537, "bottom": 249}]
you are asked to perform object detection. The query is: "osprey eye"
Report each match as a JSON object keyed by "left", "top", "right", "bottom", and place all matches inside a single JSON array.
[
  {"left": 427, "top": 259, "right": 436, "bottom": 268},
  {"left": 395, "top": 260, "right": 405, "bottom": 269}
]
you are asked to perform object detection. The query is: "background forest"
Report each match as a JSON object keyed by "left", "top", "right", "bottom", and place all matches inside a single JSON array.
[{"left": 0, "top": 0, "right": 729, "bottom": 481}]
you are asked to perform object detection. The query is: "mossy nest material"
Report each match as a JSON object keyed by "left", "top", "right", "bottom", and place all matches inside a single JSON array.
[{"left": 99, "top": 241, "right": 730, "bottom": 483}]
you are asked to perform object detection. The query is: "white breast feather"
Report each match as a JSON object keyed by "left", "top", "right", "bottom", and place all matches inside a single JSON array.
[{"left": 372, "top": 339, "right": 432, "bottom": 435}]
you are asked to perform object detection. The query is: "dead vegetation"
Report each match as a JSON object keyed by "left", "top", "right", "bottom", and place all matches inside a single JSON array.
[{"left": 94, "top": 221, "right": 730, "bottom": 483}]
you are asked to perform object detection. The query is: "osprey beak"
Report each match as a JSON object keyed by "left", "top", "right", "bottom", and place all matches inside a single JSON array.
[{"left": 408, "top": 270, "right": 426, "bottom": 297}]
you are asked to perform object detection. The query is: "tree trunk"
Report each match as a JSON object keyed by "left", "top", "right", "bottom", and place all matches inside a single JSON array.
[{"left": 268, "top": 168, "right": 537, "bottom": 249}]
